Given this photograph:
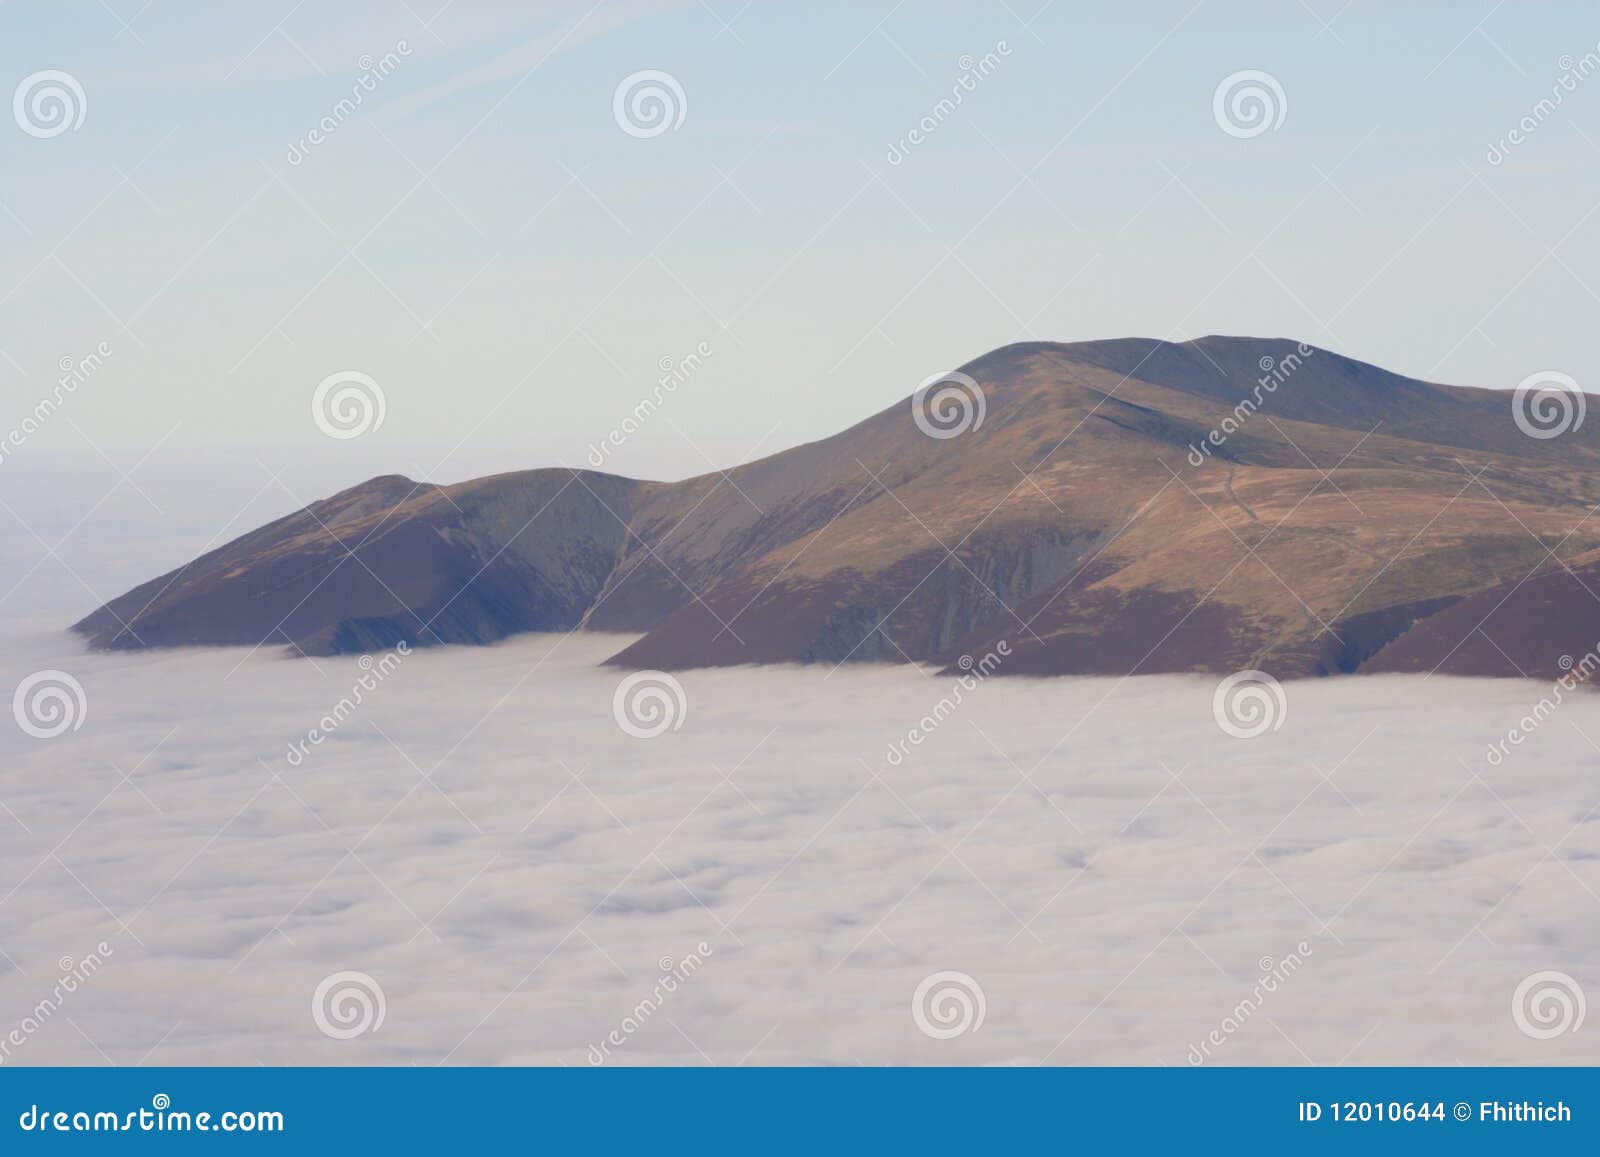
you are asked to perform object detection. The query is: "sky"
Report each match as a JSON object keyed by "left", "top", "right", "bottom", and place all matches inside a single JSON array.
[{"left": 3, "top": 0, "right": 1600, "bottom": 494}]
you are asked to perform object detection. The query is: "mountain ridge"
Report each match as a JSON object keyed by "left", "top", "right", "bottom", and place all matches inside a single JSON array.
[{"left": 74, "top": 336, "right": 1600, "bottom": 681}]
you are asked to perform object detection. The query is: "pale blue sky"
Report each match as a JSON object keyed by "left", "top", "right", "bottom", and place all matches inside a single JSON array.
[{"left": 4, "top": 0, "right": 1599, "bottom": 485}]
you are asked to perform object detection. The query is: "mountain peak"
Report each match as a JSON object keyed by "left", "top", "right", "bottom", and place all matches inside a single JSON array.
[{"left": 74, "top": 339, "right": 1600, "bottom": 681}]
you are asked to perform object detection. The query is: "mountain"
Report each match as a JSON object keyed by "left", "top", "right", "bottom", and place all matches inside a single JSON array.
[{"left": 73, "top": 336, "right": 1600, "bottom": 681}]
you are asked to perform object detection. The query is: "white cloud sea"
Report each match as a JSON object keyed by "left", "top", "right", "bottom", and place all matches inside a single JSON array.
[{"left": 2, "top": 624, "right": 1597, "bottom": 1066}]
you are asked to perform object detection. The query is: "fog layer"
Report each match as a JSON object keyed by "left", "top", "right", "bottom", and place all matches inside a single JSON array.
[{"left": 1, "top": 629, "right": 1595, "bottom": 1065}]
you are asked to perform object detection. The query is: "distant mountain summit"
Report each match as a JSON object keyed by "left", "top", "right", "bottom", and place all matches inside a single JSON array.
[{"left": 74, "top": 337, "right": 1600, "bottom": 680}]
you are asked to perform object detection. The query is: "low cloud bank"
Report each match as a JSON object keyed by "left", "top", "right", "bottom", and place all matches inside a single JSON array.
[{"left": 0, "top": 629, "right": 1595, "bottom": 1065}]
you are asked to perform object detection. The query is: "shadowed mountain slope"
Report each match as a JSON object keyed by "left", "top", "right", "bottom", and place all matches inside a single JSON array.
[{"left": 75, "top": 337, "right": 1600, "bottom": 680}]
